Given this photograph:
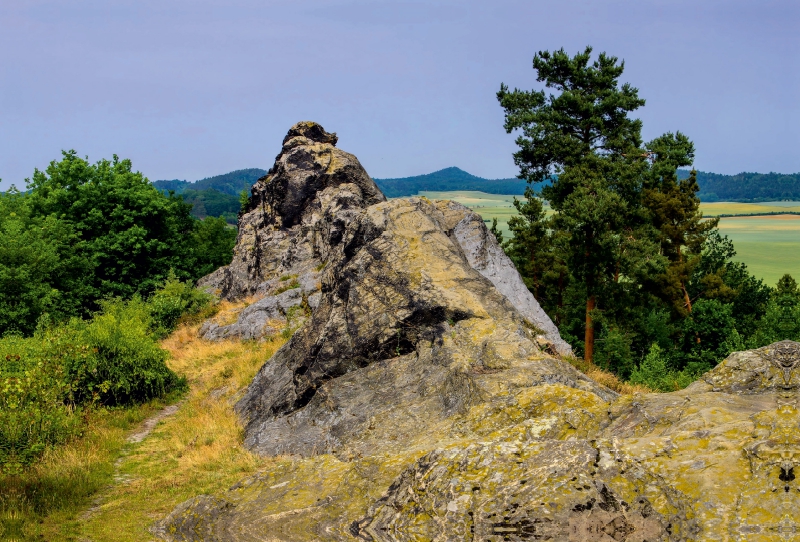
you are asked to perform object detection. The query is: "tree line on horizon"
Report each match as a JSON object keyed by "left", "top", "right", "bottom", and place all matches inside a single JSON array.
[
  {"left": 146, "top": 164, "right": 800, "bottom": 222},
  {"left": 495, "top": 46, "right": 799, "bottom": 388}
]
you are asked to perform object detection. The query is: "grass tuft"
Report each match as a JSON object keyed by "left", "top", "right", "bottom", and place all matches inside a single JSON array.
[{"left": 564, "top": 356, "right": 654, "bottom": 395}]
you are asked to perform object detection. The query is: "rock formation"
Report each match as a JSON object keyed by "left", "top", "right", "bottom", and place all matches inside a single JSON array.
[{"left": 156, "top": 123, "right": 800, "bottom": 541}]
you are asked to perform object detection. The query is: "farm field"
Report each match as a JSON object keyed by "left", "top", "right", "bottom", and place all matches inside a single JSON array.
[{"left": 417, "top": 191, "right": 800, "bottom": 287}]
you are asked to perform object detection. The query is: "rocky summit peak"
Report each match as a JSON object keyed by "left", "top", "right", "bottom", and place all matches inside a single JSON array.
[{"left": 282, "top": 120, "right": 339, "bottom": 147}]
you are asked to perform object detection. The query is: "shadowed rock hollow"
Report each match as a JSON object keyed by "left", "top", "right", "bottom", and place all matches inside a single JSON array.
[{"left": 157, "top": 123, "right": 800, "bottom": 541}]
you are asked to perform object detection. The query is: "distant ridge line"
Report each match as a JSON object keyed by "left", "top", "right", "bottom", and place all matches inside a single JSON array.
[{"left": 150, "top": 166, "right": 800, "bottom": 205}]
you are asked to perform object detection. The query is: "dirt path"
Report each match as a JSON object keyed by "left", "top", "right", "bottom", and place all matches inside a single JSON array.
[
  {"left": 127, "top": 403, "right": 182, "bottom": 443},
  {"left": 79, "top": 402, "right": 184, "bottom": 523}
]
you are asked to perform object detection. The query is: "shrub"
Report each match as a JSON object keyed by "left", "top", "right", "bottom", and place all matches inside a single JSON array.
[
  {"left": 0, "top": 335, "right": 81, "bottom": 474},
  {"left": 63, "top": 298, "right": 186, "bottom": 406},
  {"left": 148, "top": 272, "right": 213, "bottom": 338},
  {"left": 630, "top": 344, "right": 696, "bottom": 392}
]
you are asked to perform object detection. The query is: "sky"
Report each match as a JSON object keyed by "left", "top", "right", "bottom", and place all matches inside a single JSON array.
[{"left": 1, "top": 0, "right": 798, "bottom": 190}]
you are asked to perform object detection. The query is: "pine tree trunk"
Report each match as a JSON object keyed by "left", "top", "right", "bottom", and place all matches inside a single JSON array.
[
  {"left": 682, "top": 283, "right": 693, "bottom": 313},
  {"left": 585, "top": 294, "right": 596, "bottom": 363}
]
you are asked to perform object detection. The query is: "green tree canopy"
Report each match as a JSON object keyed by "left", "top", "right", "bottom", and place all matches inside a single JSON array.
[
  {"left": 26, "top": 151, "right": 197, "bottom": 301},
  {"left": 0, "top": 152, "right": 236, "bottom": 336},
  {"left": 498, "top": 46, "right": 650, "bottom": 362}
]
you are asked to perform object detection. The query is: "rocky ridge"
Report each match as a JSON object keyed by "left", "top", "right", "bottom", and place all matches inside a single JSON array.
[{"left": 156, "top": 123, "right": 800, "bottom": 541}]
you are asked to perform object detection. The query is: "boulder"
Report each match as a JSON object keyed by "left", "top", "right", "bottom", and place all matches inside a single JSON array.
[{"left": 199, "top": 288, "right": 304, "bottom": 342}]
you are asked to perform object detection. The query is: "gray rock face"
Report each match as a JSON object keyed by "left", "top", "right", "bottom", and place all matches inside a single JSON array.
[
  {"left": 198, "top": 121, "right": 385, "bottom": 300},
  {"left": 199, "top": 288, "right": 303, "bottom": 341},
  {"left": 435, "top": 200, "right": 572, "bottom": 356},
  {"left": 200, "top": 271, "right": 321, "bottom": 342},
  {"left": 235, "top": 195, "right": 606, "bottom": 457}
]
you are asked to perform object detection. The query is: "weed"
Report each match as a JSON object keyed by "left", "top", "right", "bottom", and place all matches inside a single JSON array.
[{"left": 275, "top": 280, "right": 301, "bottom": 294}]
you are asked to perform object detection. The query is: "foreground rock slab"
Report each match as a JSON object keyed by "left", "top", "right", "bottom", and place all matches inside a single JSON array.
[{"left": 156, "top": 341, "right": 800, "bottom": 541}]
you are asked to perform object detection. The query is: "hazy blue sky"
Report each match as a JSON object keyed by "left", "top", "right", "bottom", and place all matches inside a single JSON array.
[{"left": 1, "top": 0, "right": 798, "bottom": 190}]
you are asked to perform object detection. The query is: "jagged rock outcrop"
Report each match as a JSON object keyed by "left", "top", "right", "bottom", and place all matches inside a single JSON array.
[
  {"left": 156, "top": 124, "right": 800, "bottom": 540},
  {"left": 197, "top": 121, "right": 569, "bottom": 353},
  {"left": 197, "top": 121, "right": 385, "bottom": 302}
]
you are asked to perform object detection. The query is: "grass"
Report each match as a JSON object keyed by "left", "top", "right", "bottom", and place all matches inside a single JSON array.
[
  {"left": 563, "top": 356, "right": 653, "bottom": 395},
  {"left": 1, "top": 400, "right": 168, "bottom": 540},
  {"left": 716, "top": 215, "right": 800, "bottom": 285},
  {"left": 414, "top": 191, "right": 800, "bottom": 287},
  {"left": 16, "top": 324, "right": 286, "bottom": 542},
  {"left": 700, "top": 201, "right": 800, "bottom": 215}
]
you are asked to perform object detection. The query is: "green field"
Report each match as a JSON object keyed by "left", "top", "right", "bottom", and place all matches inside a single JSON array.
[{"left": 416, "top": 192, "right": 800, "bottom": 286}]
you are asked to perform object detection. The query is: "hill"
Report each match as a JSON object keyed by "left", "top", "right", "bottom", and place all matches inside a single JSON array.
[
  {"left": 373, "top": 166, "right": 528, "bottom": 197},
  {"left": 151, "top": 167, "right": 800, "bottom": 224},
  {"left": 152, "top": 169, "right": 267, "bottom": 223},
  {"left": 153, "top": 168, "right": 267, "bottom": 196}
]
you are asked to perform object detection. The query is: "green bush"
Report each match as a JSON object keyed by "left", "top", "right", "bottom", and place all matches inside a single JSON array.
[
  {"left": 0, "top": 279, "right": 211, "bottom": 475},
  {"left": 148, "top": 272, "right": 213, "bottom": 338},
  {"left": 0, "top": 335, "right": 82, "bottom": 474},
  {"left": 63, "top": 298, "right": 186, "bottom": 406},
  {"left": 630, "top": 344, "right": 696, "bottom": 392}
]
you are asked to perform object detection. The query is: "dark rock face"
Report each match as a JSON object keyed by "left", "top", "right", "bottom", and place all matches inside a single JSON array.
[
  {"left": 198, "top": 121, "right": 385, "bottom": 301},
  {"left": 236, "top": 195, "right": 597, "bottom": 457}
]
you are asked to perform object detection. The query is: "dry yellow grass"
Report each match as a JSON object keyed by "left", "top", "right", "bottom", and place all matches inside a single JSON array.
[
  {"left": 37, "top": 324, "right": 287, "bottom": 541},
  {"left": 202, "top": 295, "right": 262, "bottom": 327},
  {"left": 564, "top": 356, "right": 654, "bottom": 395}
]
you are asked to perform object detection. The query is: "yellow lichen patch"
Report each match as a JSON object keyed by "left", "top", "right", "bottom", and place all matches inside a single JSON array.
[{"left": 460, "top": 384, "right": 609, "bottom": 441}]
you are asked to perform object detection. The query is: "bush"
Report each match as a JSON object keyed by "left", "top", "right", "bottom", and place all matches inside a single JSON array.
[
  {"left": 0, "top": 335, "right": 82, "bottom": 474},
  {"left": 630, "top": 344, "right": 696, "bottom": 392},
  {"left": 63, "top": 298, "right": 186, "bottom": 406},
  {"left": 148, "top": 272, "right": 214, "bottom": 338}
]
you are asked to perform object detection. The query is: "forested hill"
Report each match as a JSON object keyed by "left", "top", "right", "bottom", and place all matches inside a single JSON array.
[
  {"left": 678, "top": 169, "right": 800, "bottom": 202},
  {"left": 153, "top": 168, "right": 267, "bottom": 196},
  {"left": 152, "top": 169, "right": 267, "bottom": 223},
  {"left": 372, "top": 167, "right": 528, "bottom": 197}
]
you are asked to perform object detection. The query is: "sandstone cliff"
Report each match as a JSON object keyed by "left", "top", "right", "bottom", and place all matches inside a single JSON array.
[{"left": 156, "top": 124, "right": 800, "bottom": 541}]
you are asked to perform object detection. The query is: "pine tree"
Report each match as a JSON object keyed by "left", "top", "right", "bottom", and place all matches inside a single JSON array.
[
  {"left": 498, "top": 47, "right": 646, "bottom": 362},
  {"left": 643, "top": 132, "right": 718, "bottom": 316}
]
